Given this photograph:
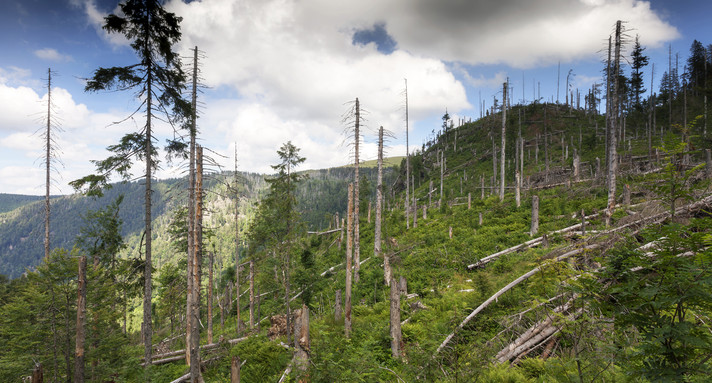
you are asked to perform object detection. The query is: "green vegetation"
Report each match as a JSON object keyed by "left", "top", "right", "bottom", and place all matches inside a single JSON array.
[{"left": 1, "top": 26, "right": 712, "bottom": 383}]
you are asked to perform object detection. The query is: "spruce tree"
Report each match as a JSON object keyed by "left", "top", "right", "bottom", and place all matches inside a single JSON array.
[{"left": 69, "top": 0, "right": 189, "bottom": 365}]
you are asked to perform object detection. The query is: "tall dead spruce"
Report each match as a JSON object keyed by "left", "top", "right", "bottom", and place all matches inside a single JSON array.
[{"left": 606, "top": 21, "right": 623, "bottom": 225}]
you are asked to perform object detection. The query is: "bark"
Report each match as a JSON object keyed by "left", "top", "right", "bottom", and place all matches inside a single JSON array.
[
  {"left": 354, "top": 99, "right": 361, "bottom": 283},
  {"left": 376, "top": 127, "right": 387, "bottom": 285},
  {"left": 143, "top": 36, "right": 154, "bottom": 368},
  {"left": 190, "top": 145, "right": 204, "bottom": 382},
  {"left": 208, "top": 250, "right": 214, "bottom": 344},
  {"left": 74, "top": 255, "right": 87, "bottom": 383},
  {"left": 500, "top": 81, "right": 507, "bottom": 201},
  {"left": 294, "top": 305, "right": 310, "bottom": 372},
  {"left": 32, "top": 363, "right": 43, "bottom": 383},
  {"left": 706, "top": 149, "right": 712, "bottom": 179},
  {"left": 185, "top": 46, "right": 198, "bottom": 366},
  {"left": 231, "top": 356, "right": 241, "bottom": 383},
  {"left": 234, "top": 146, "right": 241, "bottom": 336},
  {"left": 249, "top": 260, "right": 254, "bottom": 329},
  {"left": 390, "top": 277, "right": 402, "bottom": 359},
  {"left": 334, "top": 290, "right": 342, "bottom": 321},
  {"left": 405, "top": 80, "right": 410, "bottom": 230},
  {"left": 440, "top": 151, "right": 444, "bottom": 206},
  {"left": 606, "top": 22, "right": 622, "bottom": 226},
  {"left": 345, "top": 183, "right": 354, "bottom": 337},
  {"left": 530, "top": 195, "right": 539, "bottom": 236},
  {"left": 573, "top": 149, "right": 580, "bottom": 182}
]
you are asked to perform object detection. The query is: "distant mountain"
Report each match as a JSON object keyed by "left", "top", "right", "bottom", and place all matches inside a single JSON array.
[
  {"left": 0, "top": 163, "right": 398, "bottom": 279},
  {"left": 0, "top": 194, "right": 46, "bottom": 214}
]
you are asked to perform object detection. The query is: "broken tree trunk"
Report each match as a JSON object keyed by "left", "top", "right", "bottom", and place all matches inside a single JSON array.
[
  {"left": 435, "top": 245, "right": 599, "bottom": 355},
  {"left": 334, "top": 290, "right": 342, "bottom": 322},
  {"left": 530, "top": 195, "right": 539, "bottom": 236},
  {"left": 390, "top": 277, "right": 402, "bottom": 359},
  {"left": 294, "top": 305, "right": 310, "bottom": 372}
]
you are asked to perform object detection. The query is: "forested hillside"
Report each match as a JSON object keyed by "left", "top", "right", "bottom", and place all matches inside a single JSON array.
[{"left": 1, "top": 8, "right": 711, "bottom": 383}]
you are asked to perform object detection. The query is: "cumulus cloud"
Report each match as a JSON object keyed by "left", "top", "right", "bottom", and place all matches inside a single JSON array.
[{"left": 34, "top": 48, "right": 73, "bottom": 62}]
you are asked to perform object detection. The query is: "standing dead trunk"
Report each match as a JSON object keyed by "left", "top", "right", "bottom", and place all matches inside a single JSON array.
[
  {"left": 294, "top": 305, "right": 310, "bottom": 372},
  {"left": 185, "top": 47, "right": 199, "bottom": 367},
  {"left": 606, "top": 21, "right": 622, "bottom": 226},
  {"left": 440, "top": 151, "right": 444, "bottom": 206},
  {"left": 334, "top": 290, "right": 342, "bottom": 321},
  {"left": 405, "top": 80, "right": 410, "bottom": 231},
  {"left": 345, "top": 183, "right": 354, "bottom": 337},
  {"left": 390, "top": 277, "right": 401, "bottom": 359},
  {"left": 706, "top": 149, "right": 711, "bottom": 179},
  {"left": 249, "top": 260, "right": 255, "bottom": 329},
  {"left": 573, "top": 149, "right": 580, "bottom": 182},
  {"left": 74, "top": 255, "right": 87, "bottom": 383},
  {"left": 231, "top": 356, "right": 241, "bottom": 383},
  {"left": 234, "top": 146, "right": 241, "bottom": 336},
  {"left": 531, "top": 195, "right": 539, "bottom": 236},
  {"left": 354, "top": 99, "right": 361, "bottom": 284},
  {"left": 189, "top": 145, "right": 204, "bottom": 382},
  {"left": 376, "top": 127, "right": 387, "bottom": 285},
  {"left": 207, "top": 251, "right": 214, "bottom": 344},
  {"left": 500, "top": 81, "right": 507, "bottom": 201},
  {"left": 623, "top": 184, "right": 631, "bottom": 206},
  {"left": 32, "top": 363, "right": 43, "bottom": 383}
]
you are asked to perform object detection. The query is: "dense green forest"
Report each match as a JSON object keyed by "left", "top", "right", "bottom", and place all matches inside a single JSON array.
[{"left": 2, "top": 6, "right": 712, "bottom": 383}]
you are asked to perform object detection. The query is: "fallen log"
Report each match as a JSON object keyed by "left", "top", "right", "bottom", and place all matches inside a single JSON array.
[
  {"left": 436, "top": 244, "right": 599, "bottom": 355},
  {"left": 468, "top": 222, "right": 590, "bottom": 269},
  {"left": 142, "top": 336, "right": 250, "bottom": 365}
]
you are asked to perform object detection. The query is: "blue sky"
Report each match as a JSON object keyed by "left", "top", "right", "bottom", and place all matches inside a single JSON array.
[{"left": 0, "top": 0, "right": 707, "bottom": 195}]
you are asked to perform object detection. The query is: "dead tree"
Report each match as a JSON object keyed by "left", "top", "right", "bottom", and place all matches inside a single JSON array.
[
  {"left": 606, "top": 21, "right": 623, "bottom": 226},
  {"left": 531, "top": 195, "right": 540, "bottom": 236},
  {"left": 390, "top": 277, "right": 402, "bottom": 358},
  {"left": 249, "top": 260, "right": 255, "bottom": 329},
  {"left": 188, "top": 145, "right": 204, "bottom": 382},
  {"left": 345, "top": 183, "right": 354, "bottom": 338},
  {"left": 294, "top": 305, "right": 310, "bottom": 372},
  {"left": 234, "top": 146, "right": 241, "bottom": 336},
  {"left": 500, "top": 81, "right": 507, "bottom": 201},
  {"left": 405, "top": 80, "right": 410, "bottom": 230},
  {"left": 376, "top": 127, "right": 389, "bottom": 286},
  {"left": 354, "top": 99, "right": 361, "bottom": 283}
]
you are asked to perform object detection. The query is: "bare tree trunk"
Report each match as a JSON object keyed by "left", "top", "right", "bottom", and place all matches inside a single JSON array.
[
  {"left": 190, "top": 145, "right": 204, "bottom": 382},
  {"left": 706, "top": 149, "right": 712, "bottom": 179},
  {"left": 334, "top": 290, "right": 342, "bottom": 321},
  {"left": 354, "top": 99, "right": 361, "bottom": 284},
  {"left": 230, "top": 356, "right": 241, "bottom": 383},
  {"left": 208, "top": 251, "right": 214, "bottom": 344},
  {"left": 440, "top": 151, "right": 444, "bottom": 206},
  {"left": 249, "top": 261, "right": 254, "bottom": 329},
  {"left": 376, "top": 127, "right": 388, "bottom": 286},
  {"left": 294, "top": 305, "right": 310, "bottom": 372},
  {"left": 500, "top": 81, "right": 507, "bottom": 201},
  {"left": 606, "top": 21, "right": 622, "bottom": 226},
  {"left": 234, "top": 146, "right": 241, "bottom": 336},
  {"left": 573, "top": 149, "right": 580, "bottom": 182},
  {"left": 345, "top": 183, "right": 354, "bottom": 338},
  {"left": 185, "top": 47, "right": 198, "bottom": 366},
  {"left": 74, "top": 255, "right": 87, "bottom": 383},
  {"left": 32, "top": 363, "right": 43, "bottom": 383},
  {"left": 390, "top": 277, "right": 401, "bottom": 359},
  {"left": 531, "top": 195, "right": 539, "bottom": 236},
  {"left": 405, "top": 80, "right": 410, "bottom": 230}
]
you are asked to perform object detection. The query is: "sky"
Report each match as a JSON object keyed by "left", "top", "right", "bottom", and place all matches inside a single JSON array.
[{"left": 0, "top": 0, "right": 707, "bottom": 195}]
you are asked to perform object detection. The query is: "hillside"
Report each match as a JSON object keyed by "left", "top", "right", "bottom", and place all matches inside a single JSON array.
[{"left": 1, "top": 101, "right": 711, "bottom": 381}]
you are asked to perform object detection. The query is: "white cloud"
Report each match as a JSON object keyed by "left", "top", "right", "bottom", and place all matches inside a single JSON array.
[{"left": 34, "top": 48, "right": 73, "bottom": 62}]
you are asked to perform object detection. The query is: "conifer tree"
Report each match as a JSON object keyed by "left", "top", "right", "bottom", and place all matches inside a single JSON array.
[{"left": 70, "top": 0, "right": 189, "bottom": 365}]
